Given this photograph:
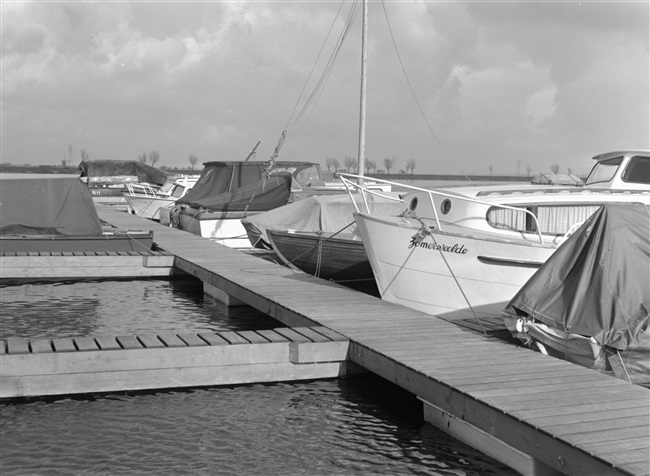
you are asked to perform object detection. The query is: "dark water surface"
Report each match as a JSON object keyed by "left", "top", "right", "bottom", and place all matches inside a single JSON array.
[{"left": 0, "top": 278, "right": 517, "bottom": 475}]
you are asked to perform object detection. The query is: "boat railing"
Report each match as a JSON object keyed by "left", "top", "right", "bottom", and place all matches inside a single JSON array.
[
  {"left": 124, "top": 182, "right": 167, "bottom": 197},
  {"left": 338, "top": 173, "right": 545, "bottom": 244}
]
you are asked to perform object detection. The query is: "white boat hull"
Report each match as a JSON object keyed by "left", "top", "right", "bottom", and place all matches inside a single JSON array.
[
  {"left": 123, "top": 195, "right": 176, "bottom": 220},
  {"left": 354, "top": 212, "right": 556, "bottom": 320},
  {"left": 177, "top": 211, "right": 253, "bottom": 248}
]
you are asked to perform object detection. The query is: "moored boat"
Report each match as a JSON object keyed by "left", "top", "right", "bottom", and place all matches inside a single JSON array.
[
  {"left": 168, "top": 160, "right": 294, "bottom": 247},
  {"left": 123, "top": 175, "right": 199, "bottom": 220},
  {"left": 503, "top": 202, "right": 650, "bottom": 386},
  {"left": 350, "top": 150, "right": 650, "bottom": 321},
  {"left": 0, "top": 175, "right": 154, "bottom": 253}
]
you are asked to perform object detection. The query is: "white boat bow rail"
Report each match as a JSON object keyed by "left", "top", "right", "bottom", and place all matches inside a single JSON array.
[{"left": 338, "top": 173, "right": 547, "bottom": 244}]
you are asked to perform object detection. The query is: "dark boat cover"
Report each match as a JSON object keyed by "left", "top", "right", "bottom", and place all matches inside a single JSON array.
[
  {"left": 78, "top": 160, "right": 168, "bottom": 185},
  {"left": 504, "top": 203, "right": 649, "bottom": 382},
  {"left": 0, "top": 176, "right": 102, "bottom": 235},
  {"left": 176, "top": 161, "right": 292, "bottom": 212}
]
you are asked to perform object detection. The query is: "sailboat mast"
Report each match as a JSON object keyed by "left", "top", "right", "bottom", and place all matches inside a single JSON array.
[{"left": 356, "top": 0, "right": 368, "bottom": 184}]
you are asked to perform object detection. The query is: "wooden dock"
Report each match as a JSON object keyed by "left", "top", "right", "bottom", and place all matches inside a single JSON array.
[
  {"left": 2, "top": 204, "right": 649, "bottom": 476},
  {"left": 0, "top": 250, "right": 174, "bottom": 279},
  {"left": 0, "top": 326, "right": 352, "bottom": 399}
]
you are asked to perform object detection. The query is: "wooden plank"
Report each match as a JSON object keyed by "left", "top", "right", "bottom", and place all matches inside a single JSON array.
[
  {"left": 274, "top": 328, "right": 312, "bottom": 343},
  {"left": 138, "top": 334, "right": 166, "bottom": 349},
  {"left": 116, "top": 336, "right": 143, "bottom": 350},
  {"left": 158, "top": 334, "right": 187, "bottom": 348},
  {"left": 218, "top": 331, "right": 249, "bottom": 345},
  {"left": 74, "top": 337, "right": 100, "bottom": 352},
  {"left": 197, "top": 333, "right": 230, "bottom": 346},
  {"left": 29, "top": 339, "right": 53, "bottom": 354},
  {"left": 6, "top": 339, "right": 30, "bottom": 354},
  {"left": 291, "top": 327, "right": 331, "bottom": 343},
  {"left": 95, "top": 336, "right": 122, "bottom": 350},
  {"left": 178, "top": 333, "right": 208, "bottom": 347},
  {"left": 310, "top": 326, "right": 348, "bottom": 342},
  {"left": 255, "top": 329, "right": 290, "bottom": 343},
  {"left": 52, "top": 338, "right": 77, "bottom": 352},
  {"left": 236, "top": 331, "right": 270, "bottom": 344}
]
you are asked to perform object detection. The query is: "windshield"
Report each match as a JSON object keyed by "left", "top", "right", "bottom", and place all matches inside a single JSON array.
[
  {"left": 585, "top": 156, "right": 622, "bottom": 185},
  {"left": 621, "top": 156, "right": 650, "bottom": 185}
]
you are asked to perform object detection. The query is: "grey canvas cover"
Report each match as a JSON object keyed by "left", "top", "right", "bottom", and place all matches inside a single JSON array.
[
  {"left": 176, "top": 161, "right": 292, "bottom": 212},
  {"left": 0, "top": 176, "right": 102, "bottom": 235},
  {"left": 504, "top": 203, "right": 649, "bottom": 383}
]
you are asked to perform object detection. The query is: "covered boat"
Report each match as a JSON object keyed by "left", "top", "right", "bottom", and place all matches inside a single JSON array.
[
  {"left": 242, "top": 192, "right": 404, "bottom": 294},
  {"left": 168, "top": 161, "right": 293, "bottom": 247},
  {"left": 78, "top": 160, "right": 168, "bottom": 204},
  {"left": 503, "top": 203, "right": 649, "bottom": 385},
  {"left": 0, "top": 176, "right": 153, "bottom": 253}
]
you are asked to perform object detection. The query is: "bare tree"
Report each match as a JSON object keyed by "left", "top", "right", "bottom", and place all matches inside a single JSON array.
[
  {"left": 138, "top": 153, "right": 147, "bottom": 164},
  {"left": 525, "top": 164, "right": 533, "bottom": 177},
  {"left": 80, "top": 149, "right": 90, "bottom": 162},
  {"left": 550, "top": 164, "right": 560, "bottom": 174},
  {"left": 325, "top": 157, "right": 337, "bottom": 172},
  {"left": 330, "top": 157, "right": 340, "bottom": 172},
  {"left": 383, "top": 157, "right": 395, "bottom": 175},
  {"left": 149, "top": 150, "right": 160, "bottom": 167},
  {"left": 489, "top": 164, "right": 494, "bottom": 177},
  {"left": 344, "top": 156, "right": 357, "bottom": 173},
  {"left": 366, "top": 159, "right": 377, "bottom": 174},
  {"left": 406, "top": 158, "right": 417, "bottom": 175},
  {"left": 189, "top": 154, "right": 198, "bottom": 171},
  {"left": 567, "top": 167, "right": 573, "bottom": 175}
]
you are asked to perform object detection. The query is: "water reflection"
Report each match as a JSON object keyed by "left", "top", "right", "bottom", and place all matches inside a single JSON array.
[{"left": 0, "top": 277, "right": 283, "bottom": 339}]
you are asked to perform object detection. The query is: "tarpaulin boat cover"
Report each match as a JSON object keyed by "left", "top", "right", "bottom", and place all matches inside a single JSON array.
[
  {"left": 78, "top": 160, "right": 168, "bottom": 185},
  {"left": 0, "top": 176, "right": 102, "bottom": 235},
  {"left": 504, "top": 203, "right": 649, "bottom": 383},
  {"left": 176, "top": 160, "right": 292, "bottom": 213},
  {"left": 241, "top": 192, "right": 405, "bottom": 248}
]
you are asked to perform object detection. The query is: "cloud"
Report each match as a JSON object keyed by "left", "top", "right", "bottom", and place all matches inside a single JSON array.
[{"left": 1, "top": 1, "right": 647, "bottom": 175}]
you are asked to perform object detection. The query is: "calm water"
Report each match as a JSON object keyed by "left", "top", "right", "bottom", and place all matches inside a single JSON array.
[{"left": 0, "top": 277, "right": 516, "bottom": 475}]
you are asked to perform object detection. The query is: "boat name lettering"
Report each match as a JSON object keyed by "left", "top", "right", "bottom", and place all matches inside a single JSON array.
[{"left": 408, "top": 239, "right": 468, "bottom": 254}]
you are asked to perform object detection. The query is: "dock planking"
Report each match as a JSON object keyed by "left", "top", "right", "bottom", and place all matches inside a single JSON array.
[
  {"left": 0, "top": 327, "right": 351, "bottom": 399},
  {"left": 0, "top": 250, "right": 175, "bottom": 279},
  {"left": 6, "top": 205, "right": 647, "bottom": 476}
]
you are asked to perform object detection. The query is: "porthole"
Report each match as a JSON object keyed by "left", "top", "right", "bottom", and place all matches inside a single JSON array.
[
  {"left": 409, "top": 196, "right": 419, "bottom": 211},
  {"left": 441, "top": 199, "right": 452, "bottom": 215}
]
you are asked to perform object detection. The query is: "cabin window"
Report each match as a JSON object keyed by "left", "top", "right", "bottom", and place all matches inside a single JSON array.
[
  {"left": 441, "top": 199, "right": 452, "bottom": 215},
  {"left": 409, "top": 196, "right": 419, "bottom": 211},
  {"left": 585, "top": 156, "right": 622, "bottom": 185},
  {"left": 487, "top": 205, "right": 601, "bottom": 235},
  {"left": 621, "top": 156, "right": 650, "bottom": 185},
  {"left": 170, "top": 185, "right": 185, "bottom": 198}
]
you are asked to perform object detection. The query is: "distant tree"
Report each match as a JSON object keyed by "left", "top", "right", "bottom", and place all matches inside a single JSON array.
[
  {"left": 550, "top": 164, "right": 560, "bottom": 174},
  {"left": 567, "top": 167, "right": 573, "bottom": 175},
  {"left": 344, "top": 156, "right": 357, "bottom": 173},
  {"left": 149, "top": 150, "right": 160, "bottom": 167},
  {"left": 325, "top": 157, "right": 337, "bottom": 172},
  {"left": 489, "top": 164, "right": 494, "bottom": 177},
  {"left": 383, "top": 157, "right": 395, "bottom": 175},
  {"left": 80, "top": 149, "right": 90, "bottom": 162},
  {"left": 138, "top": 153, "right": 147, "bottom": 164},
  {"left": 365, "top": 159, "right": 376, "bottom": 174},
  {"left": 406, "top": 158, "right": 417, "bottom": 175},
  {"left": 330, "top": 157, "right": 340, "bottom": 173},
  {"left": 525, "top": 164, "right": 533, "bottom": 177},
  {"left": 189, "top": 154, "right": 198, "bottom": 171}
]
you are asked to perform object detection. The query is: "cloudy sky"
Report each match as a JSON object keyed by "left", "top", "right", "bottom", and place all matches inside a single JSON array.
[{"left": 2, "top": 0, "right": 648, "bottom": 176}]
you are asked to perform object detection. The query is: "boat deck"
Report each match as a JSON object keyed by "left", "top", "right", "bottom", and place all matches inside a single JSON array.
[{"left": 10, "top": 204, "right": 650, "bottom": 475}]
